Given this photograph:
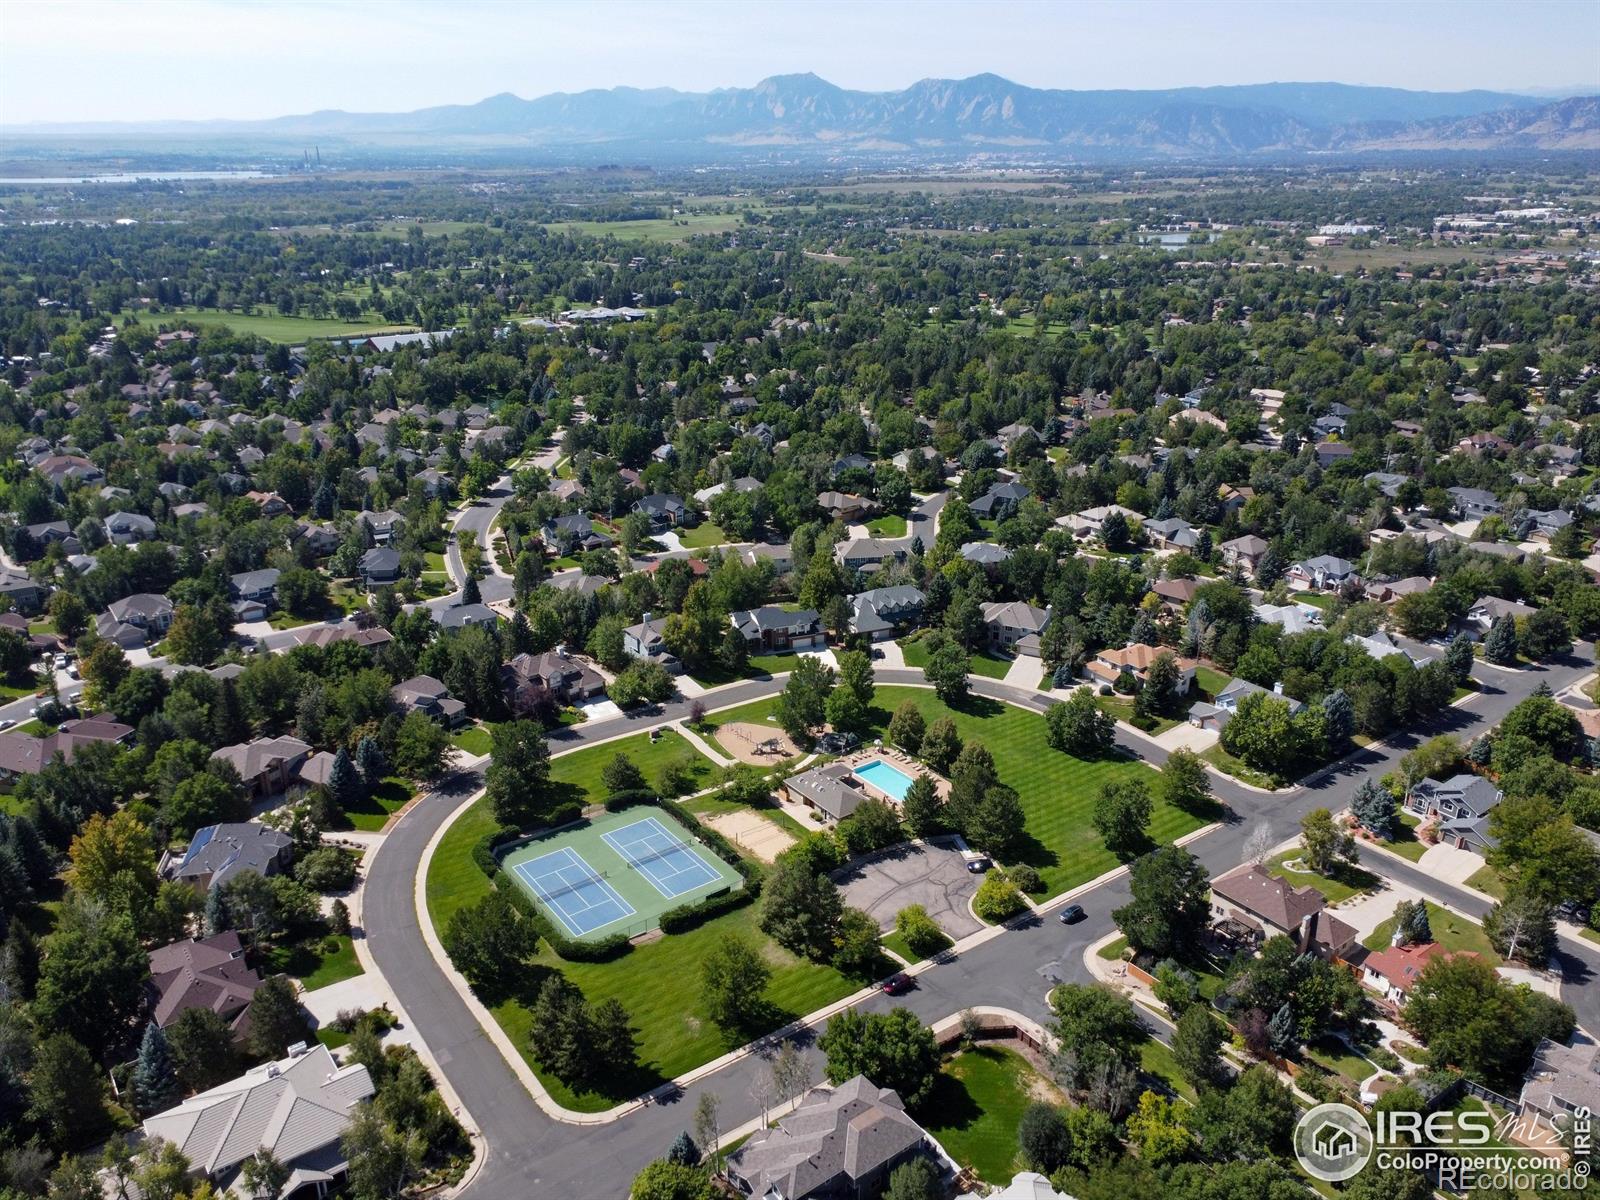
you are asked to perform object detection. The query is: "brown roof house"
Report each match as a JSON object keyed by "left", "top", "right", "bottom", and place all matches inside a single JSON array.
[
  {"left": 1360, "top": 940, "right": 1476, "bottom": 1009},
  {"left": 1086, "top": 643, "right": 1198, "bottom": 694},
  {"left": 0, "top": 717, "right": 135, "bottom": 780},
  {"left": 724, "top": 1075, "right": 944, "bottom": 1200},
  {"left": 211, "top": 735, "right": 313, "bottom": 800},
  {"left": 148, "top": 931, "right": 265, "bottom": 1041},
  {"left": 503, "top": 649, "right": 606, "bottom": 711},
  {"left": 1208, "top": 862, "right": 1357, "bottom": 961},
  {"left": 391, "top": 675, "right": 468, "bottom": 727}
]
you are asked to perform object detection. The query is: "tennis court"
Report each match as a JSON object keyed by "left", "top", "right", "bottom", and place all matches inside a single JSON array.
[
  {"left": 499, "top": 806, "right": 746, "bottom": 942},
  {"left": 603, "top": 816, "right": 725, "bottom": 899},
  {"left": 510, "top": 846, "right": 636, "bottom": 938}
]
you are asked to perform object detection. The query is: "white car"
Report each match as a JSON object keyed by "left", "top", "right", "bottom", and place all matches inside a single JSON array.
[{"left": 0, "top": 719, "right": 14, "bottom": 732}]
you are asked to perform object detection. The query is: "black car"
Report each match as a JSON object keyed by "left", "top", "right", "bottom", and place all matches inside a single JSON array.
[
  {"left": 1058, "top": 904, "right": 1086, "bottom": 924},
  {"left": 965, "top": 856, "right": 992, "bottom": 874}
]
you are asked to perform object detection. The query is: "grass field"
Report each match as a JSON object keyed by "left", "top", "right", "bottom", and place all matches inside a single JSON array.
[
  {"left": 920, "top": 1046, "right": 1060, "bottom": 1184},
  {"left": 451, "top": 726, "right": 494, "bottom": 757},
  {"left": 1467, "top": 863, "right": 1509, "bottom": 899},
  {"left": 1306, "top": 1035, "right": 1377, "bottom": 1087},
  {"left": 343, "top": 776, "right": 414, "bottom": 833},
  {"left": 264, "top": 933, "right": 363, "bottom": 991},
  {"left": 1266, "top": 849, "right": 1378, "bottom": 905},
  {"left": 1202, "top": 744, "right": 1282, "bottom": 790},
  {"left": 1376, "top": 811, "right": 1427, "bottom": 862},
  {"left": 1361, "top": 900, "right": 1500, "bottom": 965},
  {"left": 541, "top": 211, "right": 747, "bottom": 241},
  {"left": 1138, "top": 1034, "right": 1198, "bottom": 1103},
  {"left": 882, "top": 926, "right": 951, "bottom": 965},
  {"left": 500, "top": 806, "right": 742, "bottom": 941},
  {"left": 128, "top": 306, "right": 418, "bottom": 344},
  {"left": 676, "top": 522, "right": 729, "bottom": 549},
  {"left": 899, "top": 637, "right": 1014, "bottom": 680},
  {"left": 864, "top": 513, "right": 908, "bottom": 538}
]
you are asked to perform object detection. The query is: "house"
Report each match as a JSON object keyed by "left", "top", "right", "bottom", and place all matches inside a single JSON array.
[
  {"left": 731, "top": 607, "right": 826, "bottom": 655},
  {"left": 1058, "top": 504, "right": 1141, "bottom": 540},
  {"left": 960, "top": 542, "right": 1011, "bottom": 569},
  {"left": 164, "top": 822, "right": 294, "bottom": 891},
  {"left": 435, "top": 602, "right": 498, "bottom": 632},
  {"left": 1467, "top": 595, "right": 1536, "bottom": 635},
  {"left": 106, "top": 592, "right": 175, "bottom": 634},
  {"left": 1519, "top": 1031, "right": 1600, "bottom": 1124},
  {"left": 1348, "top": 630, "right": 1435, "bottom": 668},
  {"left": 0, "top": 717, "right": 136, "bottom": 780},
  {"left": 622, "top": 614, "right": 680, "bottom": 672},
  {"left": 357, "top": 509, "right": 405, "bottom": 545},
  {"left": 1208, "top": 862, "right": 1357, "bottom": 961},
  {"left": 1447, "top": 486, "right": 1502, "bottom": 520},
  {"left": 23, "top": 520, "right": 76, "bottom": 552},
  {"left": 1364, "top": 472, "right": 1407, "bottom": 499},
  {"left": 1314, "top": 441, "right": 1355, "bottom": 468},
  {"left": 1150, "top": 577, "right": 1199, "bottom": 609},
  {"left": 148, "top": 931, "right": 264, "bottom": 1041},
  {"left": 211, "top": 735, "right": 313, "bottom": 799},
  {"left": 391, "top": 675, "right": 468, "bottom": 727},
  {"left": 996, "top": 421, "right": 1039, "bottom": 449},
  {"left": 834, "top": 537, "right": 906, "bottom": 575},
  {"left": 1361, "top": 941, "right": 1474, "bottom": 1008},
  {"left": 970, "top": 480, "right": 1030, "bottom": 519},
  {"left": 1521, "top": 508, "right": 1574, "bottom": 541},
  {"left": 141, "top": 1043, "right": 374, "bottom": 1197},
  {"left": 847, "top": 586, "right": 925, "bottom": 640},
  {"left": 503, "top": 649, "right": 606, "bottom": 710},
  {"left": 33, "top": 453, "right": 103, "bottom": 487},
  {"left": 357, "top": 547, "right": 401, "bottom": 588},
  {"left": 1404, "top": 774, "right": 1503, "bottom": 852},
  {"left": 725, "top": 1075, "right": 938, "bottom": 1200},
  {"left": 1457, "top": 431, "right": 1513, "bottom": 457},
  {"left": 542, "top": 513, "right": 613, "bottom": 553},
  {"left": 296, "top": 622, "right": 393, "bottom": 651},
  {"left": 1142, "top": 516, "right": 1200, "bottom": 551},
  {"left": 993, "top": 1172, "right": 1077, "bottom": 1200},
  {"left": 1220, "top": 534, "right": 1270, "bottom": 574},
  {"left": 817, "top": 491, "right": 875, "bottom": 523},
  {"left": 229, "top": 568, "right": 281, "bottom": 606},
  {"left": 979, "top": 601, "right": 1051, "bottom": 656},
  {"left": 739, "top": 542, "right": 795, "bottom": 574},
  {"left": 1288, "top": 555, "right": 1358, "bottom": 591},
  {"left": 1086, "top": 643, "right": 1198, "bottom": 694},
  {"left": 1217, "top": 484, "right": 1255, "bottom": 516},
  {"left": 1367, "top": 576, "right": 1432, "bottom": 604},
  {"left": 0, "top": 570, "right": 48, "bottom": 614},
  {"left": 891, "top": 446, "right": 943, "bottom": 475},
  {"left": 105, "top": 510, "right": 158, "bottom": 544},
  {"left": 1188, "top": 678, "right": 1302, "bottom": 732},
  {"left": 631, "top": 493, "right": 690, "bottom": 531},
  {"left": 294, "top": 522, "right": 342, "bottom": 557},
  {"left": 246, "top": 490, "right": 292, "bottom": 517},
  {"left": 547, "top": 572, "right": 611, "bottom": 599}
]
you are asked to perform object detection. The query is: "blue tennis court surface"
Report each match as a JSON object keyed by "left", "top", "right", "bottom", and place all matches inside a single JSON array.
[
  {"left": 511, "top": 846, "right": 635, "bottom": 937},
  {"left": 602, "top": 816, "right": 724, "bottom": 900}
]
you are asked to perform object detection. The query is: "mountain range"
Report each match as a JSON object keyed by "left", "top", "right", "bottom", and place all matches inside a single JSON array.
[{"left": 12, "top": 76, "right": 1600, "bottom": 159}]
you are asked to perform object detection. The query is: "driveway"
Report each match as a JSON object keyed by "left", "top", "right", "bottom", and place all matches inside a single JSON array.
[
  {"left": 1417, "top": 842, "right": 1487, "bottom": 886},
  {"left": 834, "top": 842, "right": 983, "bottom": 940}
]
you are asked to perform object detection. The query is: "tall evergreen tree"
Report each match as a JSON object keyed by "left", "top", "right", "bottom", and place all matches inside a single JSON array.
[
  {"left": 204, "top": 885, "right": 229, "bottom": 936},
  {"left": 326, "top": 747, "right": 365, "bottom": 811},
  {"left": 354, "top": 737, "right": 387, "bottom": 788},
  {"left": 1483, "top": 615, "right": 1519, "bottom": 666},
  {"left": 461, "top": 575, "right": 482, "bottom": 606},
  {"left": 132, "top": 1022, "right": 180, "bottom": 1115}
]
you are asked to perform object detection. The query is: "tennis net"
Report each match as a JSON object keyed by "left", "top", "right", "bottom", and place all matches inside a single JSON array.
[
  {"left": 528, "top": 871, "right": 603, "bottom": 903},
  {"left": 617, "top": 839, "right": 690, "bottom": 871}
]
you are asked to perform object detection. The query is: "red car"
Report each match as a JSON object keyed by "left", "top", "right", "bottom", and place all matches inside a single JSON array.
[{"left": 880, "top": 973, "right": 913, "bottom": 996}]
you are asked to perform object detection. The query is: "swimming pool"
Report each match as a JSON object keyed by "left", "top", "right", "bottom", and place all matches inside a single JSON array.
[{"left": 854, "top": 759, "right": 917, "bottom": 802}]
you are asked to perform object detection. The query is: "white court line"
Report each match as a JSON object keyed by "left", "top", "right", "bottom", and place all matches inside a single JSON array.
[
  {"left": 513, "top": 847, "right": 635, "bottom": 937},
  {"left": 603, "top": 817, "right": 721, "bottom": 899}
]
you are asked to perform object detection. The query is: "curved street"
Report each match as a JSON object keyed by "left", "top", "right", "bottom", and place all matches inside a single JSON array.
[{"left": 362, "top": 651, "right": 1600, "bottom": 1199}]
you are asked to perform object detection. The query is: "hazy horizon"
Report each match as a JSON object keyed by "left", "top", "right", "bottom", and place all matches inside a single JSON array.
[{"left": 3, "top": 0, "right": 1597, "bottom": 128}]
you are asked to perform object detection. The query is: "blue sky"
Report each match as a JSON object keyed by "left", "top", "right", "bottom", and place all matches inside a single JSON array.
[{"left": 2, "top": 0, "right": 1596, "bottom": 125}]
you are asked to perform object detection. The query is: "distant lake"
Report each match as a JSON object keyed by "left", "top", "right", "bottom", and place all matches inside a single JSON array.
[
  {"left": 1139, "top": 231, "right": 1219, "bottom": 249},
  {"left": 0, "top": 171, "right": 270, "bottom": 184}
]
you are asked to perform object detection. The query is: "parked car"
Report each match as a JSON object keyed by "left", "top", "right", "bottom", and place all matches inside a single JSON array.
[
  {"left": 0, "top": 719, "right": 13, "bottom": 732},
  {"left": 965, "top": 856, "right": 991, "bottom": 874},
  {"left": 1058, "top": 904, "right": 1086, "bottom": 925},
  {"left": 817, "top": 731, "right": 860, "bottom": 754},
  {"left": 880, "top": 973, "right": 913, "bottom": 996}
]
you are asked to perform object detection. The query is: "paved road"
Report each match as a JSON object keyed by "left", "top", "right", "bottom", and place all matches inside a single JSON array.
[{"left": 362, "top": 645, "right": 1599, "bottom": 1199}]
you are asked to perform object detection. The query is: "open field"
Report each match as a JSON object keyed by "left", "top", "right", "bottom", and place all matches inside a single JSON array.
[
  {"left": 899, "top": 637, "right": 1014, "bottom": 680},
  {"left": 126, "top": 305, "right": 418, "bottom": 343},
  {"left": 541, "top": 212, "right": 748, "bottom": 241},
  {"left": 920, "top": 1046, "right": 1060, "bottom": 1184}
]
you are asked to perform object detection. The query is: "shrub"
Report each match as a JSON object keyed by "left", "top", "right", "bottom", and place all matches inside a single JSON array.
[
  {"left": 894, "top": 905, "right": 950, "bottom": 957},
  {"left": 972, "top": 872, "right": 1027, "bottom": 923},
  {"left": 1005, "top": 863, "right": 1044, "bottom": 893}
]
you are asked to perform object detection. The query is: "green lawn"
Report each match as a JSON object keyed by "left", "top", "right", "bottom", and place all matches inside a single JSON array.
[
  {"left": 864, "top": 513, "right": 908, "bottom": 538},
  {"left": 451, "top": 726, "right": 494, "bottom": 757},
  {"left": 129, "top": 306, "right": 418, "bottom": 344},
  {"left": 677, "top": 522, "right": 729, "bottom": 549},
  {"left": 1361, "top": 901, "right": 1500, "bottom": 966},
  {"left": 920, "top": 1046, "right": 1061, "bottom": 1184},
  {"left": 1139, "top": 1034, "right": 1198, "bottom": 1103},
  {"left": 1306, "top": 1035, "right": 1377, "bottom": 1086},
  {"left": 1202, "top": 744, "right": 1282, "bottom": 790},
  {"left": 1376, "top": 811, "right": 1427, "bottom": 862},
  {"left": 899, "top": 637, "right": 1014, "bottom": 680},
  {"left": 264, "top": 933, "right": 363, "bottom": 991},
  {"left": 1265, "top": 849, "right": 1378, "bottom": 905},
  {"left": 882, "top": 926, "right": 952, "bottom": 965},
  {"left": 541, "top": 212, "right": 746, "bottom": 241},
  {"left": 342, "top": 776, "right": 414, "bottom": 833},
  {"left": 1096, "top": 694, "right": 1182, "bottom": 736},
  {"left": 1291, "top": 591, "right": 1338, "bottom": 612},
  {"left": 1097, "top": 935, "right": 1130, "bottom": 961},
  {"left": 1194, "top": 666, "right": 1230, "bottom": 696},
  {"left": 1467, "top": 863, "right": 1509, "bottom": 900}
]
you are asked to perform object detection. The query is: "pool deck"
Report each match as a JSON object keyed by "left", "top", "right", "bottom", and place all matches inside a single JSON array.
[{"left": 835, "top": 747, "right": 951, "bottom": 808}]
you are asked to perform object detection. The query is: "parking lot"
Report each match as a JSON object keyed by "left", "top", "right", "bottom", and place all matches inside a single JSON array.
[{"left": 834, "top": 841, "right": 984, "bottom": 941}]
